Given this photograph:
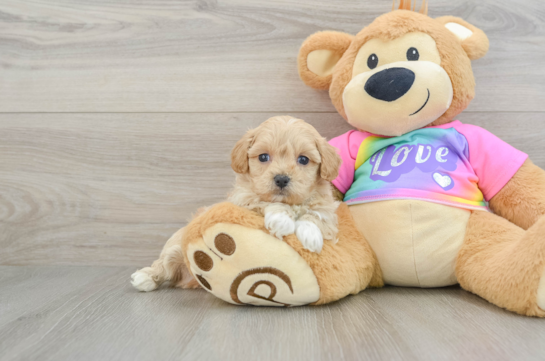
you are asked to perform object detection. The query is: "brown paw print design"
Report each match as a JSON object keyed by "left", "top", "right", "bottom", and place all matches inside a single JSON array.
[{"left": 187, "top": 223, "right": 320, "bottom": 306}]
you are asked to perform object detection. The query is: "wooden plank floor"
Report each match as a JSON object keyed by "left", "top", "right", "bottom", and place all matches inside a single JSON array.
[
  {"left": 1, "top": 0, "right": 545, "bottom": 360},
  {"left": 1, "top": 266, "right": 544, "bottom": 361}
]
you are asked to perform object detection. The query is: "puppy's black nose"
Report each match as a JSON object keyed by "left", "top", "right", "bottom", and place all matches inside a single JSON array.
[
  {"left": 274, "top": 175, "right": 290, "bottom": 189},
  {"left": 364, "top": 67, "right": 415, "bottom": 102}
]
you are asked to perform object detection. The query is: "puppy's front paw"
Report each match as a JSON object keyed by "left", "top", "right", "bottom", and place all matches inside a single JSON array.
[
  {"left": 295, "top": 221, "right": 324, "bottom": 253},
  {"left": 265, "top": 211, "right": 295, "bottom": 239},
  {"left": 131, "top": 270, "right": 158, "bottom": 292}
]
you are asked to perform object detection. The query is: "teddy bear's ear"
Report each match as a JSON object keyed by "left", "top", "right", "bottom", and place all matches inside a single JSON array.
[
  {"left": 435, "top": 16, "right": 489, "bottom": 60},
  {"left": 298, "top": 31, "right": 354, "bottom": 90}
]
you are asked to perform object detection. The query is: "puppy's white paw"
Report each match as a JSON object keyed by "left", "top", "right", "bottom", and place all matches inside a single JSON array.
[
  {"left": 295, "top": 221, "right": 324, "bottom": 253},
  {"left": 131, "top": 270, "right": 158, "bottom": 292},
  {"left": 265, "top": 211, "right": 295, "bottom": 239}
]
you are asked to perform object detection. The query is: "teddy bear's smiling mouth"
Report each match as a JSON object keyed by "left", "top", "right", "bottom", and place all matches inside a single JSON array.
[{"left": 409, "top": 88, "right": 430, "bottom": 116}]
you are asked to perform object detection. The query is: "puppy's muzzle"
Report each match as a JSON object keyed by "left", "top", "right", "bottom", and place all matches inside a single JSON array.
[
  {"left": 274, "top": 175, "right": 290, "bottom": 189},
  {"left": 364, "top": 67, "right": 415, "bottom": 102}
]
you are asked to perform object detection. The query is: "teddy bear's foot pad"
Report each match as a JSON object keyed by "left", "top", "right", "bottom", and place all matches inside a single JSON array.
[{"left": 186, "top": 223, "right": 320, "bottom": 306}]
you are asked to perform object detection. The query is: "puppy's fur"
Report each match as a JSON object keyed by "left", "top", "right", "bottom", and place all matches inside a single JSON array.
[
  {"left": 131, "top": 116, "right": 341, "bottom": 292},
  {"left": 229, "top": 116, "right": 341, "bottom": 253}
]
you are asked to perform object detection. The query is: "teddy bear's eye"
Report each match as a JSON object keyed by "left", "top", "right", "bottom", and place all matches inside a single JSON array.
[
  {"left": 407, "top": 47, "right": 419, "bottom": 61},
  {"left": 367, "top": 54, "right": 378, "bottom": 69}
]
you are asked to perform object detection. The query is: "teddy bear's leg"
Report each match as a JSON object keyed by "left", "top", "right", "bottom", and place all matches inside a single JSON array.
[
  {"left": 184, "top": 222, "right": 322, "bottom": 306},
  {"left": 181, "top": 202, "right": 382, "bottom": 306},
  {"left": 456, "top": 210, "right": 545, "bottom": 317},
  {"left": 131, "top": 227, "right": 199, "bottom": 292}
]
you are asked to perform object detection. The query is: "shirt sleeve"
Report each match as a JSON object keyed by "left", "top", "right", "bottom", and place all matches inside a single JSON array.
[
  {"left": 454, "top": 123, "right": 528, "bottom": 201},
  {"left": 328, "top": 130, "right": 367, "bottom": 194}
]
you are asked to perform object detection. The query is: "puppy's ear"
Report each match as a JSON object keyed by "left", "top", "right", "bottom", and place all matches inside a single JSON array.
[
  {"left": 316, "top": 137, "right": 341, "bottom": 181},
  {"left": 298, "top": 31, "right": 354, "bottom": 90},
  {"left": 231, "top": 130, "right": 254, "bottom": 174},
  {"left": 435, "top": 16, "right": 489, "bottom": 60}
]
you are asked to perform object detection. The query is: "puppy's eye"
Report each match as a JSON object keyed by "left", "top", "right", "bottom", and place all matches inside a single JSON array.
[
  {"left": 258, "top": 154, "right": 270, "bottom": 162},
  {"left": 407, "top": 47, "right": 419, "bottom": 61},
  {"left": 297, "top": 156, "right": 309, "bottom": 165},
  {"left": 367, "top": 53, "right": 378, "bottom": 69}
]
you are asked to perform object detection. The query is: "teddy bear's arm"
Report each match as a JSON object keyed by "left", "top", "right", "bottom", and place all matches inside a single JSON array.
[{"left": 489, "top": 159, "right": 545, "bottom": 230}]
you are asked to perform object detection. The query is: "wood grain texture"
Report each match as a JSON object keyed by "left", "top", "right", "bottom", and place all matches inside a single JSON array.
[
  {"left": 0, "top": 0, "right": 544, "bottom": 112},
  {"left": 1, "top": 112, "right": 544, "bottom": 266},
  {"left": 0, "top": 266, "right": 544, "bottom": 361}
]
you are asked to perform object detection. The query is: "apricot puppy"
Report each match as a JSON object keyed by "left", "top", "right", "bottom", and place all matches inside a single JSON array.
[
  {"left": 130, "top": 116, "right": 342, "bottom": 293},
  {"left": 229, "top": 116, "right": 341, "bottom": 253}
]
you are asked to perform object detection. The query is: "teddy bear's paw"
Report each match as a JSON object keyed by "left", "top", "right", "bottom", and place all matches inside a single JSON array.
[
  {"left": 295, "top": 221, "right": 324, "bottom": 253},
  {"left": 264, "top": 211, "right": 295, "bottom": 239},
  {"left": 186, "top": 223, "right": 320, "bottom": 306},
  {"left": 131, "top": 269, "right": 158, "bottom": 292},
  {"left": 537, "top": 268, "right": 545, "bottom": 311}
]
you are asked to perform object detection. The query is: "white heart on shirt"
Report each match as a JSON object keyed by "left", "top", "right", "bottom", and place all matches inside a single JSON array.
[{"left": 433, "top": 172, "right": 452, "bottom": 189}]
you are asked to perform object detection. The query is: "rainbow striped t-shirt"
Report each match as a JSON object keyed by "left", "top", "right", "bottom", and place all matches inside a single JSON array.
[{"left": 329, "top": 121, "right": 528, "bottom": 211}]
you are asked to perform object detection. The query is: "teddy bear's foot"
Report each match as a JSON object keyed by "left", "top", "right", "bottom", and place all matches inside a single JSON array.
[
  {"left": 458, "top": 211, "right": 545, "bottom": 317},
  {"left": 537, "top": 271, "right": 545, "bottom": 311},
  {"left": 532, "top": 217, "right": 545, "bottom": 312},
  {"left": 185, "top": 222, "right": 320, "bottom": 306}
]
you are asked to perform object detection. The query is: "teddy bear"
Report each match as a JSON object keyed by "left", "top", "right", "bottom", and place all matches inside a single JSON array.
[{"left": 154, "top": 1, "right": 545, "bottom": 316}]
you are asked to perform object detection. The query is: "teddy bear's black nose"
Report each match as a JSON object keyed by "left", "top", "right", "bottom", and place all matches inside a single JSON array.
[{"left": 364, "top": 67, "right": 415, "bottom": 102}]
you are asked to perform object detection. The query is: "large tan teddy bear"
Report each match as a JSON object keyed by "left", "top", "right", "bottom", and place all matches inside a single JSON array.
[{"left": 137, "top": 2, "right": 545, "bottom": 316}]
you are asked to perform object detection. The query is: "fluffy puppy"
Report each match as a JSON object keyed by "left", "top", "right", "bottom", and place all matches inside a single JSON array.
[
  {"left": 229, "top": 116, "right": 342, "bottom": 253},
  {"left": 130, "top": 116, "right": 341, "bottom": 292}
]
